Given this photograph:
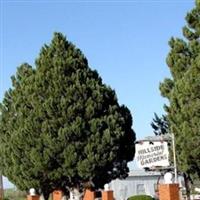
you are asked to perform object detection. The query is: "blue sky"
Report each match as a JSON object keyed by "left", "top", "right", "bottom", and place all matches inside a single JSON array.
[{"left": 0, "top": 0, "right": 194, "bottom": 188}]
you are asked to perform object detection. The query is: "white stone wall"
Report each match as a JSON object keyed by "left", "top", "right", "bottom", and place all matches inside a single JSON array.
[{"left": 109, "top": 176, "right": 163, "bottom": 200}]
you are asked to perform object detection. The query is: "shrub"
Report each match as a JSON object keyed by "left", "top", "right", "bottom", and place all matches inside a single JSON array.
[{"left": 127, "top": 195, "right": 154, "bottom": 200}]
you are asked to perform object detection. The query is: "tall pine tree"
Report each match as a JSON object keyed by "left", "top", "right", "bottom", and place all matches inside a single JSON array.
[
  {"left": 160, "top": 0, "right": 200, "bottom": 180},
  {"left": 0, "top": 33, "right": 136, "bottom": 199},
  {"left": 151, "top": 113, "right": 169, "bottom": 136}
]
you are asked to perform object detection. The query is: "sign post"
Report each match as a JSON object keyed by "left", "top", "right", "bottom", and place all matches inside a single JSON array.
[
  {"left": 135, "top": 135, "right": 180, "bottom": 200},
  {"left": 172, "top": 133, "right": 178, "bottom": 183}
]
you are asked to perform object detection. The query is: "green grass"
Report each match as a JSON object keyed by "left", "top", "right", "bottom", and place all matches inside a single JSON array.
[
  {"left": 3, "top": 188, "right": 26, "bottom": 200},
  {"left": 3, "top": 189, "right": 53, "bottom": 200}
]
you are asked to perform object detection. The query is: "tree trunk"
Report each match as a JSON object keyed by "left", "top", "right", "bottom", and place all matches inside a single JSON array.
[
  {"left": 183, "top": 173, "right": 191, "bottom": 200},
  {"left": 42, "top": 190, "right": 50, "bottom": 200}
]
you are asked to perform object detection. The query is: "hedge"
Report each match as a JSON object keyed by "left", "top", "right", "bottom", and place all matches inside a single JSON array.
[{"left": 127, "top": 195, "right": 155, "bottom": 200}]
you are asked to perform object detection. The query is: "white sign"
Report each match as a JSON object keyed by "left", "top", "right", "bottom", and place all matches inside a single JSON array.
[{"left": 135, "top": 141, "right": 169, "bottom": 168}]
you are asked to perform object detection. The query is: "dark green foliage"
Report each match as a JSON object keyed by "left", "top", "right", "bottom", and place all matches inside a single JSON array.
[
  {"left": 0, "top": 33, "right": 136, "bottom": 198},
  {"left": 151, "top": 113, "right": 169, "bottom": 136},
  {"left": 127, "top": 195, "right": 154, "bottom": 200},
  {"left": 3, "top": 198, "right": 10, "bottom": 200},
  {"left": 160, "top": 0, "right": 200, "bottom": 180}
]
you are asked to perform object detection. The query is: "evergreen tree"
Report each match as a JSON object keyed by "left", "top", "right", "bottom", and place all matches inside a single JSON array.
[
  {"left": 151, "top": 113, "right": 169, "bottom": 136},
  {"left": 0, "top": 33, "right": 136, "bottom": 199},
  {"left": 160, "top": 0, "right": 200, "bottom": 180}
]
